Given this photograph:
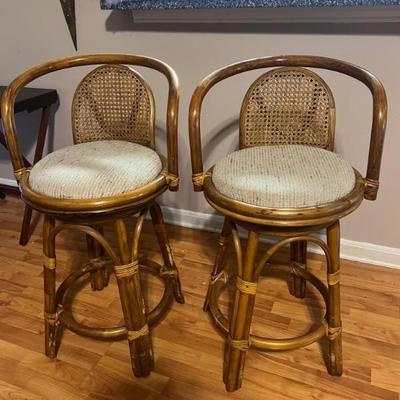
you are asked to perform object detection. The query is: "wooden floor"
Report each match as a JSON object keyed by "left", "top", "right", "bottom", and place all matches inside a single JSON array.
[{"left": 0, "top": 196, "right": 399, "bottom": 400}]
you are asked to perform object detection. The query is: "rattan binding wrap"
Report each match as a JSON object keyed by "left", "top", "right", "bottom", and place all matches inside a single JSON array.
[
  {"left": 72, "top": 64, "right": 155, "bottom": 148},
  {"left": 240, "top": 67, "right": 335, "bottom": 150}
]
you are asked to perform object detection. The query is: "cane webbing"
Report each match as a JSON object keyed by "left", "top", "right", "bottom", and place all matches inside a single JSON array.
[
  {"left": 72, "top": 64, "right": 155, "bottom": 147},
  {"left": 240, "top": 67, "right": 334, "bottom": 149}
]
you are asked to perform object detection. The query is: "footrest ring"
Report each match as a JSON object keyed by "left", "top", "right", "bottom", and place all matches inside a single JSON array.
[
  {"left": 55, "top": 257, "right": 174, "bottom": 340},
  {"left": 208, "top": 263, "right": 329, "bottom": 351}
]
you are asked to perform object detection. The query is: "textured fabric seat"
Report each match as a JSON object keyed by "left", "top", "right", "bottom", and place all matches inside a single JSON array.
[
  {"left": 29, "top": 140, "right": 162, "bottom": 199},
  {"left": 212, "top": 145, "right": 356, "bottom": 209}
]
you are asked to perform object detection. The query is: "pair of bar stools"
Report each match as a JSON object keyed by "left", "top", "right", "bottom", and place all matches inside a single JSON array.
[{"left": 1, "top": 54, "right": 386, "bottom": 391}]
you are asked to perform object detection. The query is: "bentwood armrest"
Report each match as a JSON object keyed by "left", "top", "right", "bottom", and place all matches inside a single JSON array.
[
  {"left": 1, "top": 54, "right": 180, "bottom": 191},
  {"left": 188, "top": 55, "right": 387, "bottom": 199}
]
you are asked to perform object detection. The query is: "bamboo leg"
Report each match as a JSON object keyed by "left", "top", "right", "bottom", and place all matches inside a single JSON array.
[
  {"left": 87, "top": 226, "right": 109, "bottom": 291},
  {"left": 204, "top": 217, "right": 231, "bottom": 311},
  {"left": 150, "top": 202, "right": 184, "bottom": 304},
  {"left": 327, "top": 221, "right": 343, "bottom": 376},
  {"left": 224, "top": 230, "right": 259, "bottom": 392},
  {"left": 290, "top": 241, "right": 307, "bottom": 299},
  {"left": 114, "top": 218, "right": 154, "bottom": 377},
  {"left": 43, "top": 215, "right": 59, "bottom": 358}
]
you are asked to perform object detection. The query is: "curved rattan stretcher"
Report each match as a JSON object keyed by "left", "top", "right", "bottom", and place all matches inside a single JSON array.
[
  {"left": 1, "top": 54, "right": 184, "bottom": 378},
  {"left": 188, "top": 55, "right": 387, "bottom": 392}
]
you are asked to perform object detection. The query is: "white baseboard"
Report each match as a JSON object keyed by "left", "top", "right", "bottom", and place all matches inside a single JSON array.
[
  {"left": 1, "top": 176, "right": 398, "bottom": 269},
  {"left": 160, "top": 206, "right": 400, "bottom": 270},
  {"left": 0, "top": 177, "right": 18, "bottom": 188}
]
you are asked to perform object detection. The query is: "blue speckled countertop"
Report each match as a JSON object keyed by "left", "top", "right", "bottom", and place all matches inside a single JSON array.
[{"left": 100, "top": 0, "right": 400, "bottom": 9}]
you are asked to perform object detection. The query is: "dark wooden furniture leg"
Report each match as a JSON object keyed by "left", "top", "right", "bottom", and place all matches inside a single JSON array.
[{"left": 19, "top": 105, "right": 51, "bottom": 245}]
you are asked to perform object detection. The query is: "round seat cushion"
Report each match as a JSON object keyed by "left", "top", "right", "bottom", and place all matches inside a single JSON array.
[
  {"left": 212, "top": 145, "right": 356, "bottom": 209},
  {"left": 29, "top": 140, "right": 162, "bottom": 199}
]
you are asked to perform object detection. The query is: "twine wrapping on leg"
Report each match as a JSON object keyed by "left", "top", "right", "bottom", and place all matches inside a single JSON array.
[
  {"left": 114, "top": 260, "right": 139, "bottom": 279},
  {"left": 290, "top": 261, "right": 305, "bottom": 276},
  {"left": 159, "top": 266, "right": 178, "bottom": 277},
  {"left": 328, "top": 325, "right": 342, "bottom": 341},
  {"left": 327, "top": 270, "right": 341, "bottom": 286},
  {"left": 43, "top": 255, "right": 56, "bottom": 270},
  {"left": 211, "top": 270, "right": 228, "bottom": 285},
  {"left": 236, "top": 276, "right": 257, "bottom": 295},
  {"left": 127, "top": 324, "right": 150, "bottom": 341},
  {"left": 44, "top": 308, "right": 62, "bottom": 326},
  {"left": 228, "top": 335, "right": 251, "bottom": 351}
]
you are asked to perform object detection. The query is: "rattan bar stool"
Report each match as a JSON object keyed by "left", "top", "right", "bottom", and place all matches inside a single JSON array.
[
  {"left": 1, "top": 54, "right": 184, "bottom": 377},
  {"left": 188, "top": 55, "right": 387, "bottom": 391}
]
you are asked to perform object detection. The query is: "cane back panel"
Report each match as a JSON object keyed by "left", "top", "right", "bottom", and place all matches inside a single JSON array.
[
  {"left": 72, "top": 64, "right": 155, "bottom": 148},
  {"left": 240, "top": 67, "right": 335, "bottom": 150}
]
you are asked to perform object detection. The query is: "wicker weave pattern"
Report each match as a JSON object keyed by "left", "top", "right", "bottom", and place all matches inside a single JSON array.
[
  {"left": 72, "top": 65, "right": 155, "bottom": 147},
  {"left": 240, "top": 67, "right": 335, "bottom": 149}
]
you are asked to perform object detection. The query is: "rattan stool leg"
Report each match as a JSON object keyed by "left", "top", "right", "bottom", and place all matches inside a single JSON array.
[
  {"left": 290, "top": 241, "right": 307, "bottom": 299},
  {"left": 224, "top": 230, "right": 259, "bottom": 392},
  {"left": 150, "top": 202, "right": 184, "bottom": 304},
  {"left": 204, "top": 217, "right": 231, "bottom": 311},
  {"left": 43, "top": 215, "right": 59, "bottom": 358},
  {"left": 327, "top": 221, "right": 343, "bottom": 376},
  {"left": 87, "top": 226, "right": 109, "bottom": 291},
  {"left": 114, "top": 218, "right": 154, "bottom": 377}
]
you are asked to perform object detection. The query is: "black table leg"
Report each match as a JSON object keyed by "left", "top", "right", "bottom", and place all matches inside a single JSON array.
[
  {"left": 19, "top": 105, "right": 52, "bottom": 246},
  {"left": 0, "top": 105, "right": 52, "bottom": 245}
]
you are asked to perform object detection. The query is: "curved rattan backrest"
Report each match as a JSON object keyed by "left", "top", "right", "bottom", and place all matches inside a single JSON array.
[
  {"left": 189, "top": 55, "right": 387, "bottom": 199},
  {"left": 72, "top": 64, "right": 155, "bottom": 148},
  {"left": 240, "top": 67, "right": 335, "bottom": 150}
]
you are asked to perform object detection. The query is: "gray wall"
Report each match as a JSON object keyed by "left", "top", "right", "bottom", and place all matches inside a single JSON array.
[{"left": 0, "top": 0, "right": 399, "bottom": 247}]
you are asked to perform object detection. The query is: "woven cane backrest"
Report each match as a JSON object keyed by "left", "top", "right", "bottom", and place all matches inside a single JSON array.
[
  {"left": 72, "top": 64, "right": 155, "bottom": 148},
  {"left": 240, "top": 67, "right": 335, "bottom": 150}
]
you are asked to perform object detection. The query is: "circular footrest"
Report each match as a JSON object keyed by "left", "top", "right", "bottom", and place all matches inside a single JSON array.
[
  {"left": 55, "top": 257, "right": 174, "bottom": 339},
  {"left": 208, "top": 263, "right": 329, "bottom": 351}
]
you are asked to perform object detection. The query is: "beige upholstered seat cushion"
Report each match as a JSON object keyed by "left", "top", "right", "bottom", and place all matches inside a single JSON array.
[
  {"left": 212, "top": 145, "right": 356, "bottom": 209},
  {"left": 29, "top": 140, "right": 162, "bottom": 199}
]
